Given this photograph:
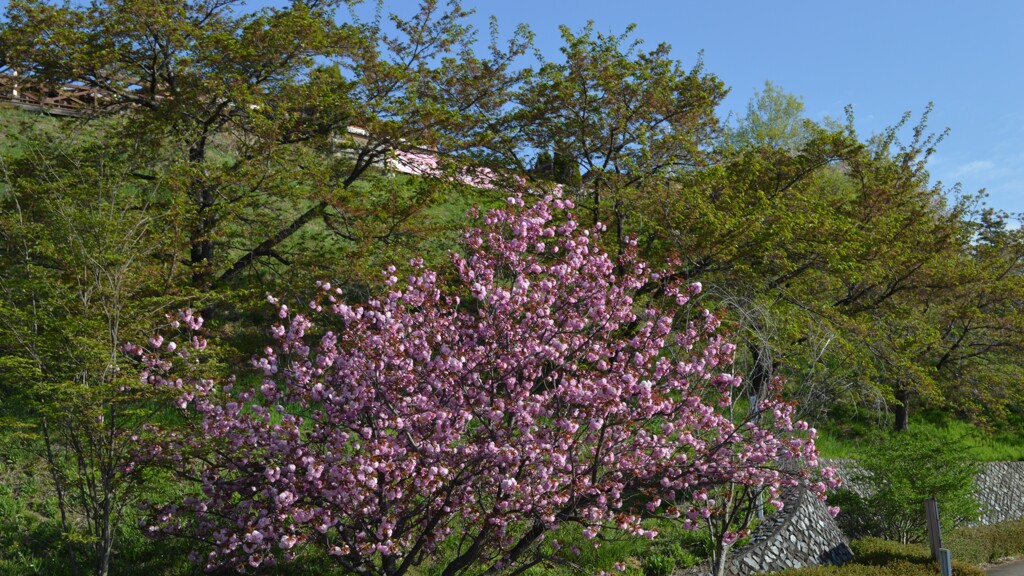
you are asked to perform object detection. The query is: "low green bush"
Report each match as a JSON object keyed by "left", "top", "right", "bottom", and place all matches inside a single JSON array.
[
  {"left": 774, "top": 537, "right": 986, "bottom": 576},
  {"left": 946, "top": 518, "right": 1024, "bottom": 564}
]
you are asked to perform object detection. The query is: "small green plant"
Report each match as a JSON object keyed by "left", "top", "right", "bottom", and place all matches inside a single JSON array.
[
  {"left": 641, "top": 554, "right": 675, "bottom": 576},
  {"left": 639, "top": 537, "right": 706, "bottom": 576}
]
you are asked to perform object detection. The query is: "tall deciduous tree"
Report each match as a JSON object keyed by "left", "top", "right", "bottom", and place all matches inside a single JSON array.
[
  {"left": 937, "top": 208, "right": 1024, "bottom": 423},
  {"left": 625, "top": 98, "right": 1024, "bottom": 431},
  {"left": 828, "top": 109, "right": 976, "bottom": 431},
  {"left": 0, "top": 127, "right": 178, "bottom": 576},
  {"left": 0, "top": 0, "right": 531, "bottom": 291},
  {"left": 629, "top": 117, "right": 866, "bottom": 411},
  {"left": 517, "top": 23, "right": 727, "bottom": 247},
  {"left": 1, "top": 0, "right": 356, "bottom": 288},
  {"left": 727, "top": 80, "right": 812, "bottom": 151}
]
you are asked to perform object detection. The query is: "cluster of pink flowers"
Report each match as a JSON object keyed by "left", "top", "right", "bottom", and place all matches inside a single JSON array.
[{"left": 135, "top": 195, "right": 837, "bottom": 575}]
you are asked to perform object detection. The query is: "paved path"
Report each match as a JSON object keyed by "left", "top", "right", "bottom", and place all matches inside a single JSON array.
[{"left": 986, "top": 559, "right": 1024, "bottom": 576}]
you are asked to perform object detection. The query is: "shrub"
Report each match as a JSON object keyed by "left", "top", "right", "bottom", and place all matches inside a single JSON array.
[
  {"left": 946, "top": 518, "right": 1024, "bottom": 564},
  {"left": 774, "top": 537, "right": 986, "bottom": 576},
  {"left": 833, "top": 431, "right": 981, "bottom": 543}
]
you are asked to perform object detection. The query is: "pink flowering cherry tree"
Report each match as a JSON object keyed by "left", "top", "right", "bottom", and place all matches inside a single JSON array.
[{"left": 136, "top": 195, "right": 837, "bottom": 575}]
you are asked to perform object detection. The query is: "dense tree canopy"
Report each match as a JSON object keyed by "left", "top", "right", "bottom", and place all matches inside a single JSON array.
[
  {"left": 517, "top": 23, "right": 726, "bottom": 247},
  {"left": 1, "top": 0, "right": 531, "bottom": 291},
  {"left": 2, "top": 1, "right": 1024, "bottom": 574},
  {"left": 0, "top": 125, "right": 178, "bottom": 576}
]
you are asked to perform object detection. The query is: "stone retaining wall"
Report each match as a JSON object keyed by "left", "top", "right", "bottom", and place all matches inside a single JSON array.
[
  {"left": 974, "top": 461, "right": 1024, "bottom": 525},
  {"left": 677, "top": 459, "right": 1024, "bottom": 575},
  {"left": 680, "top": 487, "right": 853, "bottom": 575},
  {"left": 822, "top": 458, "right": 1024, "bottom": 526}
]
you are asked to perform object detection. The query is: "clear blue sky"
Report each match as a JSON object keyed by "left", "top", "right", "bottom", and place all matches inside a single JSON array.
[{"left": 457, "top": 0, "right": 1024, "bottom": 215}]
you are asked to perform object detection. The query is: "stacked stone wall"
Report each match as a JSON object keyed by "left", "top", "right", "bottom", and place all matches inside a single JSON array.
[
  {"left": 677, "top": 459, "right": 1024, "bottom": 575},
  {"left": 822, "top": 458, "right": 1024, "bottom": 526},
  {"left": 974, "top": 461, "right": 1024, "bottom": 525},
  {"left": 680, "top": 487, "right": 853, "bottom": 575}
]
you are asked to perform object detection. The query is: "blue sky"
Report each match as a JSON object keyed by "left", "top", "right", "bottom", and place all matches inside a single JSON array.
[{"left": 456, "top": 0, "right": 1024, "bottom": 215}]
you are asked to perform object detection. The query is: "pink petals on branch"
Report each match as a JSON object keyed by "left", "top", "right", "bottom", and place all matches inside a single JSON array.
[{"left": 137, "top": 194, "right": 831, "bottom": 573}]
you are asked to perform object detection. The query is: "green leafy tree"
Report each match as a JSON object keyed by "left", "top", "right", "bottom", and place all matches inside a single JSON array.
[
  {"left": 957, "top": 211, "right": 1024, "bottom": 418},
  {"left": 0, "top": 0, "right": 359, "bottom": 289},
  {"left": 727, "top": 80, "right": 813, "bottom": 151},
  {"left": 628, "top": 102, "right": 1022, "bottom": 431},
  {"left": 530, "top": 148, "right": 580, "bottom": 186},
  {"left": 0, "top": 3, "right": 535, "bottom": 571},
  {"left": 0, "top": 0, "right": 531, "bottom": 293},
  {"left": 833, "top": 431, "right": 982, "bottom": 544},
  {"left": 629, "top": 118, "right": 868, "bottom": 410},
  {"left": 0, "top": 127, "right": 181, "bottom": 576},
  {"left": 517, "top": 22, "right": 727, "bottom": 247},
  {"left": 825, "top": 108, "right": 1011, "bottom": 431}
]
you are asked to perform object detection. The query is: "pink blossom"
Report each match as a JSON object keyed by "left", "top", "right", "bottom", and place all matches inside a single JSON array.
[{"left": 138, "top": 195, "right": 833, "bottom": 574}]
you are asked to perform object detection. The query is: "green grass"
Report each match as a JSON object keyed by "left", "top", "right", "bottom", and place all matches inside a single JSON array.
[
  {"left": 404, "top": 520, "right": 712, "bottom": 576},
  {"left": 814, "top": 408, "right": 1024, "bottom": 462},
  {"left": 526, "top": 521, "right": 711, "bottom": 576},
  {"left": 814, "top": 430, "right": 862, "bottom": 459}
]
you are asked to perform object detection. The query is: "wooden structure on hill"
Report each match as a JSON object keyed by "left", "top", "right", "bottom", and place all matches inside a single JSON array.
[
  {"left": 0, "top": 69, "right": 514, "bottom": 190},
  {"left": 0, "top": 70, "right": 103, "bottom": 116}
]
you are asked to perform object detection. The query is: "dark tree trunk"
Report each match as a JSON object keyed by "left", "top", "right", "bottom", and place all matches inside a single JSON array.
[
  {"left": 894, "top": 387, "right": 910, "bottom": 431},
  {"left": 189, "top": 190, "right": 215, "bottom": 289},
  {"left": 747, "top": 343, "right": 774, "bottom": 401},
  {"left": 188, "top": 142, "right": 216, "bottom": 289}
]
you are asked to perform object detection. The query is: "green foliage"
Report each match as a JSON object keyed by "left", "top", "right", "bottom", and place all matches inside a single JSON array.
[
  {"left": 530, "top": 150, "right": 581, "bottom": 187},
  {"left": 518, "top": 21, "right": 727, "bottom": 247},
  {"left": 727, "top": 80, "right": 812, "bottom": 151},
  {"left": 817, "top": 408, "right": 1024, "bottom": 462},
  {"left": 630, "top": 100, "right": 1024, "bottom": 432},
  {"left": 832, "top": 431, "right": 981, "bottom": 544},
  {"left": 510, "top": 521, "right": 709, "bottom": 576},
  {"left": 2, "top": 0, "right": 1024, "bottom": 573},
  {"left": 1, "top": 0, "right": 532, "bottom": 292},
  {"left": 0, "top": 121, "right": 190, "bottom": 576},
  {"left": 945, "top": 518, "right": 1024, "bottom": 565},
  {"left": 404, "top": 518, "right": 710, "bottom": 576}
]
